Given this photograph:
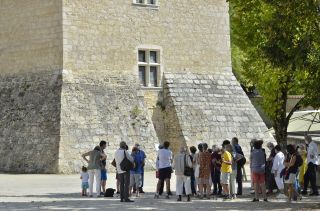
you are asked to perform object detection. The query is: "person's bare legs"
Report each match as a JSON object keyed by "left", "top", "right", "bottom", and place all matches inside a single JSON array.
[
  {"left": 222, "top": 184, "right": 229, "bottom": 197},
  {"left": 101, "top": 180, "right": 106, "bottom": 194},
  {"left": 261, "top": 183, "right": 267, "bottom": 200},
  {"left": 165, "top": 178, "right": 170, "bottom": 195},
  {"left": 287, "top": 183, "right": 293, "bottom": 201},
  {"left": 199, "top": 181, "right": 204, "bottom": 198},
  {"left": 156, "top": 179, "right": 163, "bottom": 193},
  {"left": 254, "top": 182, "right": 259, "bottom": 200},
  {"left": 116, "top": 179, "right": 120, "bottom": 193}
]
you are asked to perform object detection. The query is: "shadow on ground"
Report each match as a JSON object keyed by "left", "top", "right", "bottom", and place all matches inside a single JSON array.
[{"left": 1, "top": 192, "right": 320, "bottom": 211}]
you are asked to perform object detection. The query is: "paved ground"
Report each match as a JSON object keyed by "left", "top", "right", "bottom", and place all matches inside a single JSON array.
[{"left": 0, "top": 172, "right": 320, "bottom": 211}]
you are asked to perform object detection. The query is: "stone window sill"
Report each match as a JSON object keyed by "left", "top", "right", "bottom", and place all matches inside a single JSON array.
[
  {"left": 132, "top": 3, "right": 159, "bottom": 10},
  {"left": 140, "top": 86, "right": 162, "bottom": 91}
]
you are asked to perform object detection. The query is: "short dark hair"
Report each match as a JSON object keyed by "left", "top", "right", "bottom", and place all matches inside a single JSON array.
[
  {"left": 253, "top": 140, "right": 263, "bottom": 149},
  {"left": 82, "top": 166, "right": 87, "bottom": 172},
  {"left": 274, "top": 145, "right": 281, "bottom": 152},
  {"left": 100, "top": 140, "right": 107, "bottom": 147},
  {"left": 190, "top": 146, "right": 197, "bottom": 154},
  {"left": 286, "top": 144, "right": 296, "bottom": 154},
  {"left": 198, "top": 143, "right": 203, "bottom": 152},
  {"left": 203, "top": 143, "right": 208, "bottom": 150},
  {"left": 232, "top": 137, "right": 239, "bottom": 144},
  {"left": 222, "top": 140, "right": 230, "bottom": 148},
  {"left": 163, "top": 141, "right": 170, "bottom": 149}
]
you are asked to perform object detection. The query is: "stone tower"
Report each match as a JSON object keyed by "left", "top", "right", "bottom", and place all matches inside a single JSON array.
[{"left": 0, "top": 0, "right": 274, "bottom": 173}]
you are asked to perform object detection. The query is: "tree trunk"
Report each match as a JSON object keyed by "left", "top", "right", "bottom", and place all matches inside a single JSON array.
[{"left": 273, "top": 86, "right": 289, "bottom": 150}]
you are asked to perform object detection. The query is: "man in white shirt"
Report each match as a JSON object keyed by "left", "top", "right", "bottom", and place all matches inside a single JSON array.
[
  {"left": 114, "top": 141, "right": 134, "bottom": 202},
  {"left": 272, "top": 145, "right": 285, "bottom": 192},
  {"left": 302, "top": 135, "right": 319, "bottom": 196},
  {"left": 155, "top": 141, "right": 172, "bottom": 199}
]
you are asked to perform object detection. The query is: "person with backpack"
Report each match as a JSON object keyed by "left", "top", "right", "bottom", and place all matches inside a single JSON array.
[
  {"left": 232, "top": 137, "right": 246, "bottom": 195},
  {"left": 284, "top": 144, "right": 302, "bottom": 202},
  {"left": 173, "top": 146, "right": 193, "bottom": 202},
  {"left": 129, "top": 146, "right": 143, "bottom": 197},
  {"left": 114, "top": 141, "right": 134, "bottom": 202}
]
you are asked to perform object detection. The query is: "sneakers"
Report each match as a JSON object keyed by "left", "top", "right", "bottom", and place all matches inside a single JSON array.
[
  {"left": 263, "top": 198, "right": 268, "bottom": 202},
  {"left": 223, "top": 195, "right": 232, "bottom": 200},
  {"left": 177, "top": 195, "right": 182, "bottom": 201},
  {"left": 309, "top": 192, "right": 319, "bottom": 196},
  {"left": 252, "top": 198, "right": 259, "bottom": 202}
]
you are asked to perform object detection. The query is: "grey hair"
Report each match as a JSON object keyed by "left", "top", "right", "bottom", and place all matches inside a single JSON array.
[
  {"left": 180, "top": 146, "right": 187, "bottom": 153},
  {"left": 267, "top": 142, "right": 274, "bottom": 148}
]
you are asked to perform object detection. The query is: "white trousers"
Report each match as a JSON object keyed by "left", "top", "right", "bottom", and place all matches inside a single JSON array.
[
  {"left": 176, "top": 175, "right": 191, "bottom": 195},
  {"left": 230, "top": 170, "right": 237, "bottom": 195},
  {"left": 88, "top": 169, "right": 101, "bottom": 196},
  {"left": 275, "top": 174, "right": 284, "bottom": 190}
]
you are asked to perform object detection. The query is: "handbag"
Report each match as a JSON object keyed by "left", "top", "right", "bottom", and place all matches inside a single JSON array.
[
  {"left": 111, "top": 158, "right": 116, "bottom": 168},
  {"left": 120, "top": 150, "right": 134, "bottom": 172},
  {"left": 184, "top": 155, "right": 193, "bottom": 177}
]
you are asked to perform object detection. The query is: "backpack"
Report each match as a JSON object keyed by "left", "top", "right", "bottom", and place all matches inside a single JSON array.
[
  {"left": 120, "top": 151, "right": 134, "bottom": 172},
  {"left": 104, "top": 188, "right": 116, "bottom": 197},
  {"left": 295, "top": 154, "right": 303, "bottom": 167},
  {"left": 237, "top": 156, "right": 246, "bottom": 167}
]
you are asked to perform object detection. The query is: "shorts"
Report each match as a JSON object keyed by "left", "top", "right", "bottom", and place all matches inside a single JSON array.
[
  {"left": 101, "top": 169, "right": 107, "bottom": 181},
  {"left": 284, "top": 173, "right": 296, "bottom": 184},
  {"left": 130, "top": 173, "right": 142, "bottom": 188},
  {"left": 252, "top": 172, "right": 265, "bottom": 184},
  {"left": 220, "top": 172, "right": 230, "bottom": 185},
  {"left": 158, "top": 167, "right": 172, "bottom": 180},
  {"left": 81, "top": 182, "right": 89, "bottom": 189}
]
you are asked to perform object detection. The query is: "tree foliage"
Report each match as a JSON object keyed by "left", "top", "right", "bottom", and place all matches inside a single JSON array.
[{"left": 229, "top": 0, "right": 320, "bottom": 146}]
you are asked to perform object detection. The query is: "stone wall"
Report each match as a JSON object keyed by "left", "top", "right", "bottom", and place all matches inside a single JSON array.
[
  {"left": 162, "top": 72, "right": 275, "bottom": 156},
  {"left": 62, "top": 0, "right": 231, "bottom": 76},
  {"left": 0, "top": 0, "right": 63, "bottom": 75},
  {"left": 0, "top": 71, "right": 62, "bottom": 173},
  {"left": 59, "top": 70, "right": 159, "bottom": 173}
]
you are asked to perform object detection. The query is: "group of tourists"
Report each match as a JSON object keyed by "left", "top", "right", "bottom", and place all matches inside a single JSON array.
[{"left": 80, "top": 135, "right": 319, "bottom": 203}]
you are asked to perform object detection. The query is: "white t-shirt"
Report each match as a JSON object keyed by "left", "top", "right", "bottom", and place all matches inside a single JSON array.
[
  {"left": 157, "top": 149, "right": 172, "bottom": 169},
  {"left": 81, "top": 172, "right": 89, "bottom": 183},
  {"left": 272, "top": 151, "right": 285, "bottom": 176},
  {"left": 114, "top": 149, "right": 134, "bottom": 174}
]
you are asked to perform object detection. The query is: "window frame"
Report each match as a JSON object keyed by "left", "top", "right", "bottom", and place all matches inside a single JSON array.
[
  {"left": 132, "top": 0, "right": 159, "bottom": 8},
  {"left": 137, "top": 48, "right": 162, "bottom": 88}
]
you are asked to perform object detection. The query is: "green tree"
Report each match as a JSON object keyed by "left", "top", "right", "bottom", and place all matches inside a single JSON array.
[{"left": 229, "top": 0, "right": 320, "bottom": 148}]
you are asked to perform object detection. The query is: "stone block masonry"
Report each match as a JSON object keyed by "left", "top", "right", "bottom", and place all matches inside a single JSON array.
[
  {"left": 162, "top": 72, "right": 274, "bottom": 156},
  {"left": 59, "top": 70, "right": 159, "bottom": 173},
  {"left": 0, "top": 71, "right": 62, "bottom": 173}
]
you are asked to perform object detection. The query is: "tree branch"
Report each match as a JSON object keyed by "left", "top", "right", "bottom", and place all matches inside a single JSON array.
[{"left": 286, "top": 96, "right": 304, "bottom": 125}]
